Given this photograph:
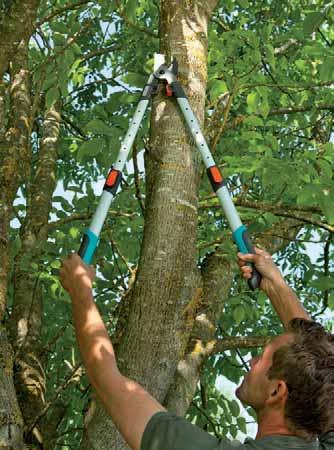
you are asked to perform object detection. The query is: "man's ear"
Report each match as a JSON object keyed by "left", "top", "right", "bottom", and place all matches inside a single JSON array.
[{"left": 267, "top": 380, "right": 288, "bottom": 406}]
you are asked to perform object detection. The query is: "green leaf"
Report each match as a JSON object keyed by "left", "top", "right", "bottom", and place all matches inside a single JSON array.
[
  {"left": 243, "top": 116, "right": 264, "bottom": 127},
  {"left": 303, "top": 12, "right": 324, "bottom": 35},
  {"left": 43, "top": 73, "right": 58, "bottom": 91},
  {"left": 46, "top": 87, "right": 60, "bottom": 109},
  {"left": 69, "top": 227, "right": 80, "bottom": 239},
  {"left": 320, "top": 199, "right": 334, "bottom": 225},
  {"left": 77, "top": 138, "right": 105, "bottom": 161},
  {"left": 233, "top": 305, "right": 245, "bottom": 325},
  {"left": 229, "top": 399, "right": 240, "bottom": 417},
  {"left": 53, "top": 32, "right": 66, "bottom": 47},
  {"left": 247, "top": 92, "right": 258, "bottom": 110},
  {"left": 319, "top": 57, "right": 334, "bottom": 82},
  {"left": 122, "top": 72, "right": 147, "bottom": 87},
  {"left": 209, "top": 80, "right": 228, "bottom": 101},
  {"left": 237, "top": 417, "right": 247, "bottom": 434},
  {"left": 84, "top": 119, "right": 113, "bottom": 136},
  {"left": 310, "top": 276, "right": 334, "bottom": 291},
  {"left": 52, "top": 22, "right": 69, "bottom": 34},
  {"left": 237, "top": 0, "right": 249, "bottom": 7},
  {"left": 265, "top": 44, "right": 275, "bottom": 69},
  {"left": 328, "top": 292, "right": 334, "bottom": 310},
  {"left": 51, "top": 260, "right": 61, "bottom": 269},
  {"left": 124, "top": 0, "right": 137, "bottom": 22}
]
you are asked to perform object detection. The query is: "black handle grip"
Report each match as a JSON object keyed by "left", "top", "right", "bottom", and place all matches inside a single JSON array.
[
  {"left": 239, "top": 229, "right": 262, "bottom": 290},
  {"left": 248, "top": 266, "right": 262, "bottom": 290}
]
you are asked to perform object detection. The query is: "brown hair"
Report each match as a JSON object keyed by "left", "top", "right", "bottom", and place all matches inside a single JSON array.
[{"left": 268, "top": 318, "right": 334, "bottom": 439}]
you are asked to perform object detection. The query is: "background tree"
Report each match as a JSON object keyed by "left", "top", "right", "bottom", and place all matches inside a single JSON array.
[{"left": 0, "top": 0, "right": 333, "bottom": 449}]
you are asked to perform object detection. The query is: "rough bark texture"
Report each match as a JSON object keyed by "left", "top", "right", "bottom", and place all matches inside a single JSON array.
[
  {"left": 9, "top": 105, "right": 61, "bottom": 445},
  {"left": 0, "top": 0, "right": 40, "bottom": 78},
  {"left": 0, "top": 327, "right": 25, "bottom": 450},
  {"left": 0, "top": 3, "right": 40, "bottom": 447},
  {"left": 165, "top": 251, "right": 233, "bottom": 414},
  {"left": 81, "top": 1, "right": 218, "bottom": 449}
]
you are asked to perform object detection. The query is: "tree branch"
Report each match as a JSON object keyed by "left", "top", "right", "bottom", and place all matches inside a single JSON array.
[
  {"left": 274, "top": 38, "right": 299, "bottom": 56},
  {"left": 241, "top": 80, "right": 334, "bottom": 91},
  {"left": 270, "top": 104, "right": 334, "bottom": 115},
  {"left": 211, "top": 91, "right": 234, "bottom": 150},
  {"left": 80, "top": 45, "right": 121, "bottom": 64},
  {"left": 200, "top": 196, "right": 333, "bottom": 233},
  {"left": 61, "top": 113, "right": 87, "bottom": 139},
  {"left": 34, "top": 19, "right": 93, "bottom": 72},
  {"left": 48, "top": 210, "right": 137, "bottom": 231},
  {"left": 213, "top": 335, "right": 272, "bottom": 354},
  {"left": 201, "top": 195, "right": 322, "bottom": 215},
  {"left": 36, "top": 0, "right": 93, "bottom": 28},
  {"left": 65, "top": 76, "right": 133, "bottom": 106},
  {"left": 191, "top": 401, "right": 220, "bottom": 438},
  {"left": 28, "top": 363, "right": 83, "bottom": 434}
]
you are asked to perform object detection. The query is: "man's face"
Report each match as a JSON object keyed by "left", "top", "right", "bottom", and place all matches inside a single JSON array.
[{"left": 236, "top": 334, "right": 292, "bottom": 412}]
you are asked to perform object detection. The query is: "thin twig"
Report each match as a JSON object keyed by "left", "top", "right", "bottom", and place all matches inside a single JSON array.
[
  {"left": 318, "top": 29, "right": 332, "bottom": 47},
  {"left": 36, "top": 0, "right": 93, "bottom": 28},
  {"left": 66, "top": 76, "right": 133, "bottom": 106},
  {"left": 34, "top": 20, "right": 93, "bottom": 73},
  {"left": 200, "top": 196, "right": 333, "bottom": 232},
  {"left": 80, "top": 45, "right": 121, "bottom": 64},
  {"left": 211, "top": 90, "right": 235, "bottom": 150},
  {"left": 108, "top": 232, "right": 133, "bottom": 275},
  {"left": 191, "top": 401, "right": 220, "bottom": 438},
  {"left": 28, "top": 363, "right": 83, "bottom": 434},
  {"left": 61, "top": 114, "right": 87, "bottom": 139},
  {"left": 48, "top": 210, "right": 137, "bottom": 230}
]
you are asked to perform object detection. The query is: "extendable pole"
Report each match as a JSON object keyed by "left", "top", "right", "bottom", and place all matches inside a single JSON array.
[
  {"left": 159, "top": 72, "right": 261, "bottom": 290},
  {"left": 78, "top": 74, "right": 158, "bottom": 264}
]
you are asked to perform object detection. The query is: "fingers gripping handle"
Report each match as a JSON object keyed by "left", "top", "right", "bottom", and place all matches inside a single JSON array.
[
  {"left": 78, "top": 230, "right": 99, "bottom": 264},
  {"left": 233, "top": 225, "right": 262, "bottom": 290}
]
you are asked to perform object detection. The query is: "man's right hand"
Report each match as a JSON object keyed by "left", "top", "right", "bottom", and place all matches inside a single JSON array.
[{"left": 237, "top": 247, "right": 286, "bottom": 293}]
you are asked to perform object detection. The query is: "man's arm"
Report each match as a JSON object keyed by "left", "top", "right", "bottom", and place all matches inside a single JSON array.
[
  {"left": 60, "top": 254, "right": 165, "bottom": 450},
  {"left": 238, "top": 247, "right": 310, "bottom": 329}
]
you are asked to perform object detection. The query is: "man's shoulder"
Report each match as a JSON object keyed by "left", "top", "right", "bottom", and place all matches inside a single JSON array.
[
  {"left": 141, "top": 412, "right": 334, "bottom": 450},
  {"left": 141, "top": 411, "right": 247, "bottom": 450},
  {"left": 244, "top": 434, "right": 334, "bottom": 450},
  {"left": 141, "top": 411, "right": 254, "bottom": 450},
  {"left": 320, "top": 432, "right": 334, "bottom": 450}
]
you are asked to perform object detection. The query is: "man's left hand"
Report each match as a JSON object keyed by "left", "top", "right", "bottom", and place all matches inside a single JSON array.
[{"left": 60, "top": 253, "right": 96, "bottom": 297}]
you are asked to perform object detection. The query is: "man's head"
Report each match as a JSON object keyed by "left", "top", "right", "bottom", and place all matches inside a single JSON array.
[
  {"left": 236, "top": 333, "right": 292, "bottom": 413},
  {"left": 236, "top": 319, "right": 334, "bottom": 439}
]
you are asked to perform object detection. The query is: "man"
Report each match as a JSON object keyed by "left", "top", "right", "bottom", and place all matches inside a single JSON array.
[{"left": 60, "top": 248, "right": 334, "bottom": 450}]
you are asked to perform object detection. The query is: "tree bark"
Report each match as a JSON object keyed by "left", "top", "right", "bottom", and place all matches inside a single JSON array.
[
  {"left": 0, "top": 4, "right": 40, "bottom": 447},
  {"left": 0, "top": 327, "right": 25, "bottom": 450},
  {"left": 9, "top": 105, "right": 61, "bottom": 445},
  {"left": 81, "top": 1, "right": 218, "bottom": 449},
  {"left": 0, "top": 0, "right": 40, "bottom": 78}
]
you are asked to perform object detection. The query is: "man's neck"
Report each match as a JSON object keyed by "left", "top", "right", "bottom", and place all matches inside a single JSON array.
[{"left": 256, "top": 409, "right": 297, "bottom": 440}]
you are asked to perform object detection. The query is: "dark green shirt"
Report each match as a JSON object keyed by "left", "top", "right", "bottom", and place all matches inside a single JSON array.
[{"left": 141, "top": 412, "right": 334, "bottom": 450}]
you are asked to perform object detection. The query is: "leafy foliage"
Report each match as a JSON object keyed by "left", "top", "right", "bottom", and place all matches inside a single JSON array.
[{"left": 5, "top": 0, "right": 334, "bottom": 447}]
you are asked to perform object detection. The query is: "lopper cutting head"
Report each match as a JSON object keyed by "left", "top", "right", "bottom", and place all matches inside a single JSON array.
[{"left": 153, "top": 57, "right": 178, "bottom": 84}]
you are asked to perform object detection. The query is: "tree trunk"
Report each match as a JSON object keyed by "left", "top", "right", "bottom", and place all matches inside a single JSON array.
[
  {"left": 81, "top": 1, "right": 218, "bottom": 449},
  {"left": 9, "top": 105, "right": 61, "bottom": 445}
]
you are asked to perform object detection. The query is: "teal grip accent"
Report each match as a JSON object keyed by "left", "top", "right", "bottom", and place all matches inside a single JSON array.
[
  {"left": 233, "top": 225, "right": 262, "bottom": 290},
  {"left": 78, "top": 229, "right": 99, "bottom": 264},
  {"left": 233, "top": 225, "right": 250, "bottom": 253}
]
